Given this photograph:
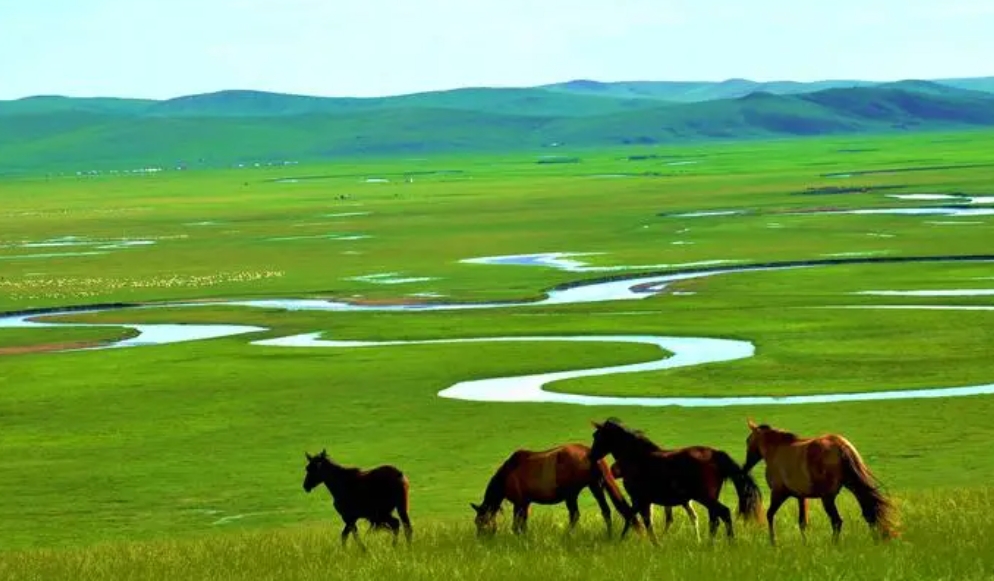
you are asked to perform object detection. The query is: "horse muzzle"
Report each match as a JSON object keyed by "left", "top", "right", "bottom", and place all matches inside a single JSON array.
[{"left": 743, "top": 450, "right": 762, "bottom": 473}]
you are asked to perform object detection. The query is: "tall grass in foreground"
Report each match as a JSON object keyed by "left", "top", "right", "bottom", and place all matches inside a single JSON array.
[{"left": 3, "top": 489, "right": 992, "bottom": 581}]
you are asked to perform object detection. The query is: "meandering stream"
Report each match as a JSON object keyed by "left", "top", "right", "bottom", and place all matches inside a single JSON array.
[{"left": 2, "top": 255, "right": 993, "bottom": 407}]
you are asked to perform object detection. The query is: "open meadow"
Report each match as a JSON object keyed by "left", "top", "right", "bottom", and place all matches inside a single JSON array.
[{"left": 2, "top": 130, "right": 994, "bottom": 580}]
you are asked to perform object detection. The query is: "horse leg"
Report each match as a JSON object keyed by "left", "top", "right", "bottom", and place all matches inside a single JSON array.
[
  {"left": 684, "top": 503, "right": 701, "bottom": 543},
  {"left": 619, "top": 504, "right": 636, "bottom": 539},
  {"left": 397, "top": 504, "right": 413, "bottom": 545},
  {"left": 703, "top": 499, "right": 733, "bottom": 543},
  {"left": 797, "top": 498, "right": 809, "bottom": 542},
  {"left": 588, "top": 482, "right": 614, "bottom": 537},
  {"left": 821, "top": 495, "right": 844, "bottom": 543},
  {"left": 705, "top": 504, "right": 719, "bottom": 542},
  {"left": 565, "top": 494, "right": 581, "bottom": 533},
  {"left": 341, "top": 520, "right": 366, "bottom": 552},
  {"left": 512, "top": 504, "right": 529, "bottom": 535},
  {"left": 382, "top": 515, "right": 401, "bottom": 547},
  {"left": 635, "top": 501, "right": 657, "bottom": 545},
  {"left": 352, "top": 522, "right": 368, "bottom": 552},
  {"left": 766, "top": 490, "right": 788, "bottom": 546},
  {"left": 663, "top": 506, "right": 674, "bottom": 533}
]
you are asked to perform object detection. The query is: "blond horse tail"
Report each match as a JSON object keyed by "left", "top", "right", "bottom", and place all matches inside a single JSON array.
[
  {"left": 595, "top": 458, "right": 636, "bottom": 523},
  {"left": 838, "top": 438, "right": 899, "bottom": 540}
]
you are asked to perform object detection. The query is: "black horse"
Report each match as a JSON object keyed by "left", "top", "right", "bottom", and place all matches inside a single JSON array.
[
  {"left": 303, "top": 449, "right": 413, "bottom": 548},
  {"left": 589, "top": 418, "right": 763, "bottom": 544}
]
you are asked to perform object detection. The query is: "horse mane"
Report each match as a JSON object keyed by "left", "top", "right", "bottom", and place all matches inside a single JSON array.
[
  {"left": 604, "top": 418, "right": 663, "bottom": 453},
  {"left": 759, "top": 424, "right": 799, "bottom": 443},
  {"left": 315, "top": 455, "right": 361, "bottom": 480},
  {"left": 482, "top": 451, "right": 521, "bottom": 510}
]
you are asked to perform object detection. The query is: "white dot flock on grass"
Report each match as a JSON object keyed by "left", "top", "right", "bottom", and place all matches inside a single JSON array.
[
  {"left": 820, "top": 251, "right": 890, "bottom": 258},
  {"left": 347, "top": 273, "right": 439, "bottom": 285}
]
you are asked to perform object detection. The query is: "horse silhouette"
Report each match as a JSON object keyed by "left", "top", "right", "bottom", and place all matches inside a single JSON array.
[
  {"left": 303, "top": 449, "right": 412, "bottom": 548},
  {"left": 744, "top": 419, "right": 898, "bottom": 544},
  {"left": 470, "top": 443, "right": 634, "bottom": 536},
  {"left": 590, "top": 418, "right": 763, "bottom": 544}
]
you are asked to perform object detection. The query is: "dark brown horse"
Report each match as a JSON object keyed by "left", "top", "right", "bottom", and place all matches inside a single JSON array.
[
  {"left": 590, "top": 418, "right": 763, "bottom": 544},
  {"left": 743, "top": 419, "right": 899, "bottom": 544},
  {"left": 611, "top": 461, "right": 700, "bottom": 541},
  {"left": 470, "top": 443, "right": 634, "bottom": 537},
  {"left": 303, "top": 449, "right": 412, "bottom": 548}
]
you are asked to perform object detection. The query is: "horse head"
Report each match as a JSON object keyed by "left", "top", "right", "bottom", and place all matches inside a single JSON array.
[
  {"left": 470, "top": 502, "right": 499, "bottom": 537},
  {"left": 302, "top": 449, "right": 330, "bottom": 492},
  {"left": 589, "top": 417, "right": 635, "bottom": 461},
  {"left": 744, "top": 418, "right": 770, "bottom": 472}
]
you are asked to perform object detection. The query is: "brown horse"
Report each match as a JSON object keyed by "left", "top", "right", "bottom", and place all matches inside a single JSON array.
[
  {"left": 303, "top": 449, "right": 412, "bottom": 548},
  {"left": 743, "top": 420, "right": 898, "bottom": 544},
  {"left": 590, "top": 418, "right": 763, "bottom": 544},
  {"left": 470, "top": 443, "right": 635, "bottom": 537},
  {"left": 610, "top": 461, "right": 700, "bottom": 541}
]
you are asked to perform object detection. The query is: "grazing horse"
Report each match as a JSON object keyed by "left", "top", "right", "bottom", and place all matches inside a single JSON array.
[
  {"left": 610, "top": 461, "right": 700, "bottom": 541},
  {"left": 303, "top": 449, "right": 412, "bottom": 548},
  {"left": 743, "top": 419, "right": 899, "bottom": 544},
  {"left": 590, "top": 418, "right": 763, "bottom": 544},
  {"left": 470, "top": 443, "right": 635, "bottom": 537}
]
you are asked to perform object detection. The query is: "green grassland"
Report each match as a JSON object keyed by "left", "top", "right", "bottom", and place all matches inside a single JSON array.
[
  {"left": 0, "top": 327, "right": 135, "bottom": 349},
  {"left": 1, "top": 130, "right": 994, "bottom": 580}
]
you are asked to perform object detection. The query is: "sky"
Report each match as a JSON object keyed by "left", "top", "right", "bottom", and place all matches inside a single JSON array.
[{"left": 1, "top": 0, "right": 992, "bottom": 100}]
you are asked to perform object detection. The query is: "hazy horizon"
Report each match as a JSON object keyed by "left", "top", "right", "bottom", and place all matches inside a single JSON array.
[
  {"left": 6, "top": 74, "right": 994, "bottom": 102},
  {"left": 2, "top": 0, "right": 993, "bottom": 101}
]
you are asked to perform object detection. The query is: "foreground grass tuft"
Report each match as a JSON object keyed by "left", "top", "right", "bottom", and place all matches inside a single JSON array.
[{"left": 3, "top": 489, "right": 992, "bottom": 581}]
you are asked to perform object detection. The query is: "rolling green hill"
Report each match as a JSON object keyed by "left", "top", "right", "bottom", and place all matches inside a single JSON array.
[
  {"left": 142, "top": 87, "right": 668, "bottom": 118},
  {"left": 2, "top": 80, "right": 994, "bottom": 172},
  {"left": 0, "top": 95, "right": 156, "bottom": 116},
  {"left": 937, "top": 77, "right": 994, "bottom": 93}
]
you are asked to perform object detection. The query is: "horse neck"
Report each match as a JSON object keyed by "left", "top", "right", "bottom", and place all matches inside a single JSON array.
[
  {"left": 482, "top": 460, "right": 512, "bottom": 510},
  {"left": 761, "top": 431, "right": 797, "bottom": 455},
  {"left": 612, "top": 434, "right": 659, "bottom": 461},
  {"left": 319, "top": 460, "right": 355, "bottom": 493}
]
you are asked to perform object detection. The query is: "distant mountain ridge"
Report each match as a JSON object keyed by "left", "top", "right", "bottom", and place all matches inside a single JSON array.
[
  {"left": 3, "top": 76, "right": 993, "bottom": 115},
  {"left": 542, "top": 76, "right": 994, "bottom": 102},
  {"left": 1, "top": 77, "right": 994, "bottom": 171}
]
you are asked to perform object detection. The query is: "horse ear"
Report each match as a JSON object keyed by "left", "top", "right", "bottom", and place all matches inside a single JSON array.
[
  {"left": 320, "top": 448, "right": 327, "bottom": 458},
  {"left": 591, "top": 420, "right": 603, "bottom": 429},
  {"left": 305, "top": 452, "right": 313, "bottom": 461},
  {"left": 470, "top": 503, "right": 482, "bottom": 513},
  {"left": 747, "top": 418, "right": 758, "bottom": 431}
]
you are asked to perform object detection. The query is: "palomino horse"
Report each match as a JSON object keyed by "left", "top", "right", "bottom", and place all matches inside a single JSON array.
[
  {"left": 610, "top": 461, "right": 700, "bottom": 541},
  {"left": 743, "top": 420, "right": 898, "bottom": 544},
  {"left": 590, "top": 418, "right": 763, "bottom": 544},
  {"left": 470, "top": 443, "right": 634, "bottom": 537},
  {"left": 303, "top": 449, "right": 413, "bottom": 548}
]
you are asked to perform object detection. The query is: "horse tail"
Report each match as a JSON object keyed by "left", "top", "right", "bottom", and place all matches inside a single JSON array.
[
  {"left": 715, "top": 450, "right": 764, "bottom": 522},
  {"left": 397, "top": 474, "right": 412, "bottom": 531},
  {"left": 595, "top": 458, "right": 634, "bottom": 521},
  {"left": 838, "top": 438, "right": 899, "bottom": 540}
]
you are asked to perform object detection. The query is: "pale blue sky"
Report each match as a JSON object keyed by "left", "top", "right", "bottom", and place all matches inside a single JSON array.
[{"left": 1, "top": 0, "right": 992, "bottom": 100}]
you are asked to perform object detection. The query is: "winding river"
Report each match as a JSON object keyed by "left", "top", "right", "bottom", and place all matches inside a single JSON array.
[{"left": 2, "top": 255, "right": 993, "bottom": 407}]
